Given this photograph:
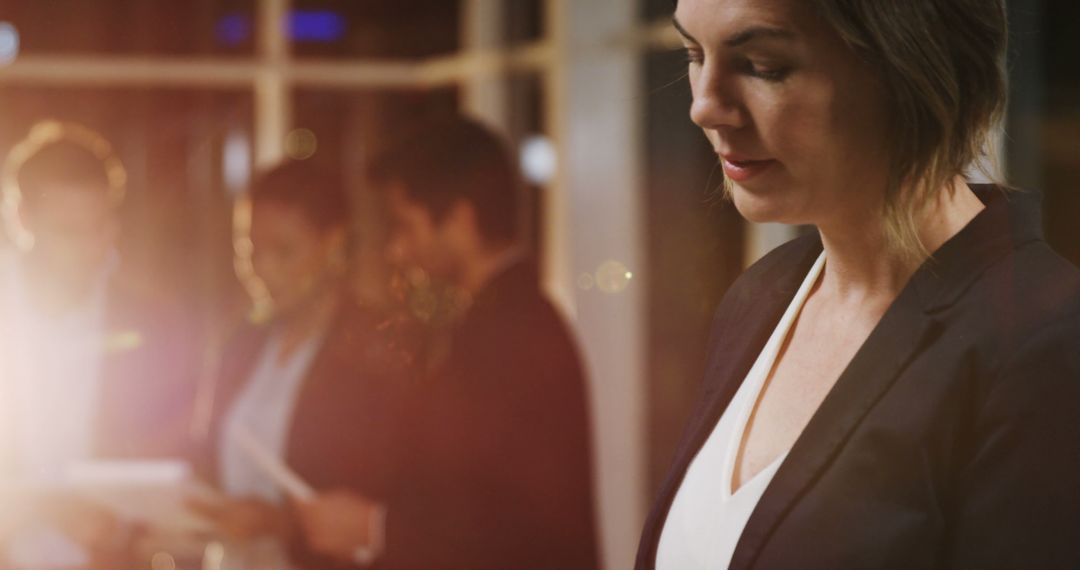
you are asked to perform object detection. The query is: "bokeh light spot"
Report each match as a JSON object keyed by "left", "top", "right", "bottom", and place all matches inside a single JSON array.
[
  {"left": 595, "top": 260, "right": 633, "bottom": 294},
  {"left": 285, "top": 128, "right": 318, "bottom": 160},
  {"left": 520, "top": 135, "right": 557, "bottom": 185},
  {"left": 0, "top": 23, "right": 20, "bottom": 66}
]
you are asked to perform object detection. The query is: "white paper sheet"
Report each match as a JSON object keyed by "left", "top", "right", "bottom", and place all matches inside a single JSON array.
[{"left": 64, "top": 459, "right": 222, "bottom": 534}]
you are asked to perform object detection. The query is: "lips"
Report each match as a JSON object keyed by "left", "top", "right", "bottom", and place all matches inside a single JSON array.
[{"left": 719, "top": 153, "right": 776, "bottom": 182}]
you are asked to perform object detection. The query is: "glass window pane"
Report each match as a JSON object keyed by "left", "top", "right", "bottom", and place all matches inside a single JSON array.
[
  {"left": 0, "top": 0, "right": 256, "bottom": 57},
  {"left": 290, "top": 0, "right": 460, "bottom": 60}
]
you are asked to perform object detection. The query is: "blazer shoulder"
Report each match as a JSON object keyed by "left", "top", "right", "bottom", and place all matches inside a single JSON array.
[
  {"left": 927, "top": 238, "right": 1079, "bottom": 405},
  {"left": 964, "top": 238, "right": 1080, "bottom": 339},
  {"left": 487, "top": 291, "right": 580, "bottom": 362},
  {"left": 1006, "top": 239, "right": 1080, "bottom": 298}
]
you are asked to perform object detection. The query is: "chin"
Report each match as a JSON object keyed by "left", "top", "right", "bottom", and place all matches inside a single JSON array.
[{"left": 730, "top": 185, "right": 796, "bottom": 224}]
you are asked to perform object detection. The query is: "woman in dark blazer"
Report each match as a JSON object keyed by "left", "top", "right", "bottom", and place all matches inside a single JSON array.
[
  {"left": 191, "top": 161, "right": 414, "bottom": 569},
  {"left": 639, "top": 0, "right": 1080, "bottom": 568}
]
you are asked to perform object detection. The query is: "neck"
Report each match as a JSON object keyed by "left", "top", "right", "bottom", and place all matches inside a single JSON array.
[
  {"left": 458, "top": 241, "right": 518, "bottom": 296},
  {"left": 816, "top": 177, "right": 984, "bottom": 302},
  {"left": 277, "top": 283, "right": 340, "bottom": 359}
]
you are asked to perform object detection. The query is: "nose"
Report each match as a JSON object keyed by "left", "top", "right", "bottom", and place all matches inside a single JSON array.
[{"left": 689, "top": 62, "right": 746, "bottom": 132}]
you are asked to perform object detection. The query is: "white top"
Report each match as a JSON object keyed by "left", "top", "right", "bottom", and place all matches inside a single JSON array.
[
  {"left": 220, "top": 330, "right": 323, "bottom": 504},
  {"left": 217, "top": 330, "right": 325, "bottom": 570},
  {"left": 656, "top": 251, "right": 826, "bottom": 570},
  {"left": 0, "top": 252, "right": 115, "bottom": 569}
]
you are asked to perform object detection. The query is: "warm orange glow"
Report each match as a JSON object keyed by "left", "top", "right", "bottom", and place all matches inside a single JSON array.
[
  {"left": 231, "top": 193, "right": 273, "bottom": 321},
  {"left": 0, "top": 120, "right": 127, "bottom": 251}
]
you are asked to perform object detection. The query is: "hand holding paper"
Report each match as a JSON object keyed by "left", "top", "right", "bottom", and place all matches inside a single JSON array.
[
  {"left": 295, "top": 491, "right": 385, "bottom": 563},
  {"left": 187, "top": 495, "right": 292, "bottom": 541},
  {"left": 227, "top": 423, "right": 384, "bottom": 562}
]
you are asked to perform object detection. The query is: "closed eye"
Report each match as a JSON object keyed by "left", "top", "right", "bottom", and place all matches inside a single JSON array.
[
  {"left": 736, "top": 58, "right": 792, "bottom": 82},
  {"left": 683, "top": 47, "right": 704, "bottom": 66}
]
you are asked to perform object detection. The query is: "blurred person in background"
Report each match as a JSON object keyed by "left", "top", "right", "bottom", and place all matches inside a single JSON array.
[
  {"left": 0, "top": 124, "right": 198, "bottom": 569},
  {"left": 637, "top": 0, "right": 1080, "bottom": 568},
  {"left": 294, "top": 116, "right": 599, "bottom": 569},
  {"left": 190, "top": 161, "right": 415, "bottom": 569}
]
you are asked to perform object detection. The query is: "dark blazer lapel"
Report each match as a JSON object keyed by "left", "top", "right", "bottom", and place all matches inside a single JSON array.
[
  {"left": 637, "top": 238, "right": 822, "bottom": 566},
  {"left": 730, "top": 273, "right": 940, "bottom": 569},
  {"left": 191, "top": 322, "right": 268, "bottom": 480},
  {"left": 283, "top": 307, "right": 351, "bottom": 464}
]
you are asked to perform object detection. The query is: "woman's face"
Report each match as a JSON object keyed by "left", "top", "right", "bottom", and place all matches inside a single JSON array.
[
  {"left": 250, "top": 200, "right": 342, "bottom": 316},
  {"left": 20, "top": 182, "right": 119, "bottom": 283},
  {"left": 675, "top": 0, "right": 892, "bottom": 227}
]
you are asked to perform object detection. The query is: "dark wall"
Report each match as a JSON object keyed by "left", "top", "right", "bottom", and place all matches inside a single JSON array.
[
  {"left": 644, "top": 48, "right": 745, "bottom": 496},
  {"left": 1035, "top": 1, "right": 1080, "bottom": 266}
]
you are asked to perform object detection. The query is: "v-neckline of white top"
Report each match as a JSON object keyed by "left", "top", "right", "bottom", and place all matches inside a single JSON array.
[{"left": 656, "top": 251, "right": 827, "bottom": 570}]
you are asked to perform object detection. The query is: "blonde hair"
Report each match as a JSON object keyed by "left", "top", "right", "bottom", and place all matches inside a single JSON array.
[{"left": 815, "top": 0, "right": 1009, "bottom": 262}]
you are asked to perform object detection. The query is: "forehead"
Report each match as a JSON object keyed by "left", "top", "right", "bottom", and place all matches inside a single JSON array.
[
  {"left": 23, "top": 183, "right": 111, "bottom": 213},
  {"left": 675, "top": 0, "right": 821, "bottom": 44},
  {"left": 251, "top": 199, "right": 319, "bottom": 233}
]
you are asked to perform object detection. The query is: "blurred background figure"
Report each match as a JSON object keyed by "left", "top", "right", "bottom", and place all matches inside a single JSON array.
[
  {"left": 0, "top": 2, "right": 1075, "bottom": 568},
  {"left": 0, "top": 123, "right": 198, "bottom": 569},
  {"left": 296, "top": 115, "right": 598, "bottom": 569},
  {"left": 190, "top": 161, "right": 415, "bottom": 569}
]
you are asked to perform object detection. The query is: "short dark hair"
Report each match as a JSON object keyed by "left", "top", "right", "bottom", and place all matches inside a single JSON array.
[
  {"left": 17, "top": 139, "right": 114, "bottom": 204},
  {"left": 369, "top": 115, "right": 520, "bottom": 244},
  {"left": 249, "top": 160, "right": 350, "bottom": 231}
]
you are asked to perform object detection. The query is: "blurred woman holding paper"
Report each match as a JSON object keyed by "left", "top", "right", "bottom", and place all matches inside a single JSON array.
[{"left": 190, "top": 161, "right": 415, "bottom": 569}]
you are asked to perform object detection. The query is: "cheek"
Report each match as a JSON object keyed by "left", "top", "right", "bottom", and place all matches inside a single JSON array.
[
  {"left": 256, "top": 245, "right": 322, "bottom": 289},
  {"left": 250, "top": 252, "right": 284, "bottom": 290},
  {"left": 834, "top": 85, "right": 893, "bottom": 184},
  {"left": 748, "top": 76, "right": 862, "bottom": 198},
  {"left": 296, "top": 244, "right": 335, "bottom": 284}
]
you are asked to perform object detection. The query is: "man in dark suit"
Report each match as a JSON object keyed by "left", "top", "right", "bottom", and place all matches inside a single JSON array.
[
  {"left": 295, "top": 116, "right": 599, "bottom": 569},
  {"left": 0, "top": 127, "right": 197, "bottom": 569}
]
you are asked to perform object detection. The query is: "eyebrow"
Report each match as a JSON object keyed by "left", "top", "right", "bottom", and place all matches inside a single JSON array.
[
  {"left": 671, "top": 17, "right": 700, "bottom": 45},
  {"left": 672, "top": 16, "right": 796, "bottom": 48}
]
